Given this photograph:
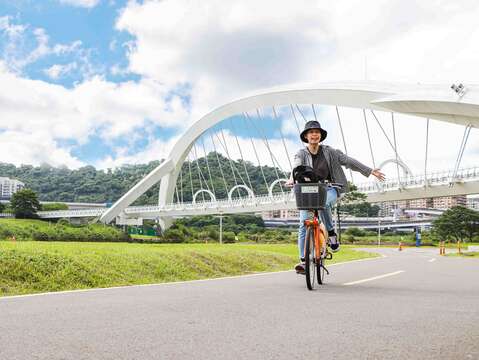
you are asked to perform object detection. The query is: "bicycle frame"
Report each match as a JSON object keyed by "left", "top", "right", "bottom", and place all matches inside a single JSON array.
[{"left": 304, "top": 210, "right": 327, "bottom": 260}]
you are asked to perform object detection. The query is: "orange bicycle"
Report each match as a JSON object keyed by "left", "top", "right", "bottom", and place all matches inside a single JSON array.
[{"left": 294, "top": 182, "right": 342, "bottom": 290}]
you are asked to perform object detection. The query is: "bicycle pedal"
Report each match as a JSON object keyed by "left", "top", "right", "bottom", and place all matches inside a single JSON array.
[
  {"left": 325, "top": 251, "right": 333, "bottom": 260},
  {"left": 321, "top": 265, "right": 330, "bottom": 275}
]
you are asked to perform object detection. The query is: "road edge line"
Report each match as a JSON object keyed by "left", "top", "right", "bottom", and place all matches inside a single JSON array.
[{"left": 0, "top": 254, "right": 385, "bottom": 300}]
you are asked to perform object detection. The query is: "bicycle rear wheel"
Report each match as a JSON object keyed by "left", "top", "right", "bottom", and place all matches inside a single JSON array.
[{"left": 304, "top": 227, "right": 316, "bottom": 290}]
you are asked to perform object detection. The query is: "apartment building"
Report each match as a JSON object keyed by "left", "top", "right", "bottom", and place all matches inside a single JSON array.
[
  {"left": 432, "top": 195, "right": 467, "bottom": 209},
  {"left": 0, "top": 177, "right": 25, "bottom": 200}
]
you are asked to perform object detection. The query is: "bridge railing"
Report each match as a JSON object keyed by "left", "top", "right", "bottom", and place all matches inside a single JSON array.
[
  {"left": 38, "top": 208, "right": 106, "bottom": 218},
  {"left": 37, "top": 166, "right": 479, "bottom": 219},
  {"left": 356, "top": 166, "right": 479, "bottom": 193},
  {"left": 124, "top": 191, "right": 296, "bottom": 214}
]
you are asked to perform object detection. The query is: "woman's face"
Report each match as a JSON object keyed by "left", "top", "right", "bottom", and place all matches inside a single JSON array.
[{"left": 306, "top": 129, "right": 321, "bottom": 144}]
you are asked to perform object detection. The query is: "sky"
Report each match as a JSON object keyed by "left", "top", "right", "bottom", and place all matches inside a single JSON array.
[{"left": 0, "top": 0, "right": 478, "bottom": 181}]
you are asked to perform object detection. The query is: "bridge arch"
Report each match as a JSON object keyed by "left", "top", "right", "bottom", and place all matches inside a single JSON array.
[
  {"left": 378, "top": 158, "right": 413, "bottom": 177},
  {"left": 100, "top": 81, "right": 479, "bottom": 225},
  {"left": 228, "top": 185, "right": 255, "bottom": 202},
  {"left": 192, "top": 189, "right": 216, "bottom": 204},
  {"left": 268, "top": 178, "right": 289, "bottom": 198}
]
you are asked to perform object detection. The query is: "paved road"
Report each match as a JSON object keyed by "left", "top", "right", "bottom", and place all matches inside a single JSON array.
[{"left": 0, "top": 248, "right": 478, "bottom": 360}]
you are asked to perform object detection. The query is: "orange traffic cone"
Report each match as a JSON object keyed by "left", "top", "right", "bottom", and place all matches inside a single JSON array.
[{"left": 398, "top": 241, "right": 403, "bottom": 251}]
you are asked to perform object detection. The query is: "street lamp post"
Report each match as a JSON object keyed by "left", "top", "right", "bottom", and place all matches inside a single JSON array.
[
  {"left": 377, "top": 218, "right": 381, "bottom": 247},
  {"left": 214, "top": 214, "right": 224, "bottom": 244}
]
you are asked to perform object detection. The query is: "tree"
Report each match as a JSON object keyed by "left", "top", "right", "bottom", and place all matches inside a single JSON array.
[
  {"left": 41, "top": 202, "right": 68, "bottom": 211},
  {"left": 339, "top": 182, "right": 379, "bottom": 217},
  {"left": 341, "top": 202, "right": 380, "bottom": 217},
  {"left": 10, "top": 189, "right": 41, "bottom": 219},
  {"left": 0, "top": 202, "right": 5, "bottom": 213},
  {"left": 432, "top": 206, "right": 479, "bottom": 243},
  {"left": 342, "top": 182, "right": 367, "bottom": 203}
]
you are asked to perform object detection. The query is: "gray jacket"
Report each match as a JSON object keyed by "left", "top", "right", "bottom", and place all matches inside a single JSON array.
[{"left": 292, "top": 146, "right": 372, "bottom": 194}]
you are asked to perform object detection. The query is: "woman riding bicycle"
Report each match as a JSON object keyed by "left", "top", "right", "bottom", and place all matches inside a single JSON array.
[{"left": 287, "top": 120, "right": 385, "bottom": 273}]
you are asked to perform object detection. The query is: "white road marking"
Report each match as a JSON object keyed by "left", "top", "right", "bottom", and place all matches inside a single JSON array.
[
  {"left": 428, "top": 258, "right": 436, "bottom": 263},
  {"left": 343, "top": 270, "right": 405, "bottom": 286}
]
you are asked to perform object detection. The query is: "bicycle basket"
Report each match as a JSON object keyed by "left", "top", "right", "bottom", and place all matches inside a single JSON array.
[{"left": 293, "top": 183, "right": 328, "bottom": 210}]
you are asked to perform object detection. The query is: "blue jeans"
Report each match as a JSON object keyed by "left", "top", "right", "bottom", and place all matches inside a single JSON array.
[{"left": 297, "top": 187, "right": 337, "bottom": 259}]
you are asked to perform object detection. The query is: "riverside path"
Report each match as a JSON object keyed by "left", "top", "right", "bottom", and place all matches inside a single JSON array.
[{"left": 0, "top": 248, "right": 478, "bottom": 360}]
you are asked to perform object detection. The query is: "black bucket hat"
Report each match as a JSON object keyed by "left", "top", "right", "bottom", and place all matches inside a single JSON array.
[{"left": 300, "top": 120, "right": 327, "bottom": 143}]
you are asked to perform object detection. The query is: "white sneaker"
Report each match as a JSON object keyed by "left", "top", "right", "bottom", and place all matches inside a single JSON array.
[{"left": 328, "top": 233, "right": 340, "bottom": 252}]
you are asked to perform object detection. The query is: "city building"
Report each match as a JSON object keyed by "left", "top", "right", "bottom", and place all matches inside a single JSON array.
[
  {"left": 262, "top": 209, "right": 299, "bottom": 220},
  {"left": 432, "top": 195, "right": 467, "bottom": 209},
  {"left": 0, "top": 177, "right": 25, "bottom": 200},
  {"left": 467, "top": 196, "right": 479, "bottom": 210},
  {"left": 262, "top": 194, "right": 477, "bottom": 221},
  {"left": 375, "top": 195, "right": 470, "bottom": 215}
]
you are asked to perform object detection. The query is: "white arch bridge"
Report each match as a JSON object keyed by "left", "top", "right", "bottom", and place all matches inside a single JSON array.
[{"left": 38, "top": 81, "right": 479, "bottom": 225}]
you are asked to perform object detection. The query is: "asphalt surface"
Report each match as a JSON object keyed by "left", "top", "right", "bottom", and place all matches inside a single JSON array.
[{"left": 0, "top": 248, "right": 478, "bottom": 360}]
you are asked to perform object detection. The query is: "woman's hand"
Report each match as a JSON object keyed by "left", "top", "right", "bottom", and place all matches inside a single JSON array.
[
  {"left": 371, "top": 169, "right": 385, "bottom": 181},
  {"left": 285, "top": 179, "right": 294, "bottom": 188}
]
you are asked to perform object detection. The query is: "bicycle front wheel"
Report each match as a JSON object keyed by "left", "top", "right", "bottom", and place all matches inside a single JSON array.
[
  {"left": 317, "top": 257, "right": 325, "bottom": 285},
  {"left": 317, "top": 230, "right": 326, "bottom": 285},
  {"left": 304, "top": 226, "right": 316, "bottom": 290}
]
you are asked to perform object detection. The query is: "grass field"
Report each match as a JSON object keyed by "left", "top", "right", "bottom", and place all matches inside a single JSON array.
[
  {"left": 446, "top": 252, "right": 479, "bottom": 258},
  {"left": 0, "top": 241, "right": 378, "bottom": 297},
  {"left": 0, "top": 218, "right": 129, "bottom": 242}
]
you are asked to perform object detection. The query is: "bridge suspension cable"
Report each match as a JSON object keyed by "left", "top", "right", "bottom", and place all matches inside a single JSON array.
[
  {"left": 249, "top": 110, "right": 285, "bottom": 194},
  {"left": 424, "top": 118, "right": 430, "bottom": 187},
  {"left": 179, "top": 164, "right": 184, "bottom": 204},
  {"left": 187, "top": 153, "right": 195, "bottom": 201},
  {"left": 209, "top": 131, "right": 229, "bottom": 196},
  {"left": 363, "top": 109, "right": 376, "bottom": 168},
  {"left": 391, "top": 112, "right": 402, "bottom": 188},
  {"left": 243, "top": 113, "right": 269, "bottom": 194},
  {"left": 311, "top": 104, "right": 318, "bottom": 122},
  {"left": 335, "top": 106, "right": 354, "bottom": 181},
  {"left": 272, "top": 106, "right": 293, "bottom": 173},
  {"left": 295, "top": 104, "right": 308, "bottom": 124},
  {"left": 252, "top": 109, "right": 285, "bottom": 174},
  {"left": 192, "top": 144, "right": 207, "bottom": 202},
  {"left": 217, "top": 128, "right": 248, "bottom": 198},
  {"left": 451, "top": 124, "right": 472, "bottom": 184},
  {"left": 290, "top": 105, "right": 302, "bottom": 141},
  {"left": 200, "top": 137, "right": 216, "bottom": 198},
  {"left": 370, "top": 110, "right": 405, "bottom": 164},
  {"left": 229, "top": 118, "right": 254, "bottom": 192}
]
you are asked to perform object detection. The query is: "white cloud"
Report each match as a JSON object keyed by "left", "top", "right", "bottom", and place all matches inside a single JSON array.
[
  {"left": 0, "top": 18, "right": 87, "bottom": 75},
  {"left": 58, "top": 0, "right": 100, "bottom": 8},
  {"left": 44, "top": 62, "right": 78, "bottom": 79},
  {"left": 2, "top": 0, "right": 479, "bottom": 176},
  {"left": 0, "top": 66, "right": 189, "bottom": 167},
  {"left": 0, "top": 16, "right": 26, "bottom": 37},
  {"left": 0, "top": 130, "right": 84, "bottom": 168},
  {"left": 94, "top": 133, "right": 185, "bottom": 169},
  {"left": 113, "top": 0, "right": 479, "bottom": 176}
]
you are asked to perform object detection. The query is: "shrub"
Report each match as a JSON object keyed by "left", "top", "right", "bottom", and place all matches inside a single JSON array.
[
  {"left": 345, "top": 227, "right": 366, "bottom": 237},
  {"left": 222, "top": 231, "right": 236, "bottom": 243},
  {"left": 57, "top": 218, "right": 71, "bottom": 226},
  {"left": 163, "top": 228, "right": 185, "bottom": 243}
]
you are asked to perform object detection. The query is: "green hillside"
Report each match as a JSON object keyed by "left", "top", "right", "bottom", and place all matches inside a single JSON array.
[{"left": 0, "top": 152, "right": 288, "bottom": 205}]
